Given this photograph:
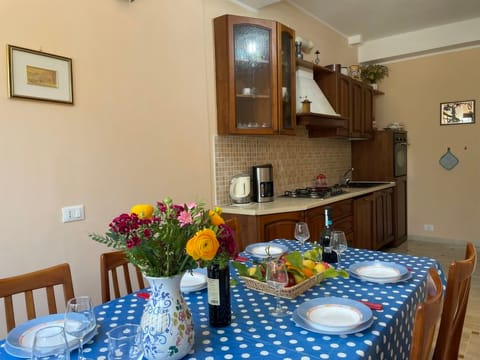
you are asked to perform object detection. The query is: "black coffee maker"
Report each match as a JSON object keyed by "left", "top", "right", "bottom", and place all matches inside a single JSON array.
[{"left": 252, "top": 164, "right": 274, "bottom": 203}]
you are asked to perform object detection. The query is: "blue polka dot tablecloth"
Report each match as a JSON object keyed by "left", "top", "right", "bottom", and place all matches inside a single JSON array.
[{"left": 0, "top": 240, "right": 444, "bottom": 360}]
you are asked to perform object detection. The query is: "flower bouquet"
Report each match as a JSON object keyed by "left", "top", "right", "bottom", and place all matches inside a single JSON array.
[
  {"left": 90, "top": 197, "right": 237, "bottom": 359},
  {"left": 89, "top": 197, "right": 236, "bottom": 277}
]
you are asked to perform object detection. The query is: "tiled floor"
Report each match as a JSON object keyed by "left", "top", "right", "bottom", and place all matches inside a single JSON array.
[{"left": 386, "top": 239, "right": 479, "bottom": 359}]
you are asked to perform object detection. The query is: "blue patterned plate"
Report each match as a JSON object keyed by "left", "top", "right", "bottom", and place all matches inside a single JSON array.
[
  {"left": 245, "top": 242, "right": 289, "bottom": 259},
  {"left": 297, "top": 297, "right": 372, "bottom": 331},
  {"left": 292, "top": 309, "right": 374, "bottom": 335},
  {"left": 349, "top": 261, "right": 408, "bottom": 282},
  {"left": 5, "top": 313, "right": 97, "bottom": 358}
]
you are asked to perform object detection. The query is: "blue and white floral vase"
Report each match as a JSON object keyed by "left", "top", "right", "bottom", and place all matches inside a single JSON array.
[{"left": 141, "top": 274, "right": 194, "bottom": 360}]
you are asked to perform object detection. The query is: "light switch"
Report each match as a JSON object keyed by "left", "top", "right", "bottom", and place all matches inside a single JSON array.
[{"left": 62, "top": 205, "right": 85, "bottom": 223}]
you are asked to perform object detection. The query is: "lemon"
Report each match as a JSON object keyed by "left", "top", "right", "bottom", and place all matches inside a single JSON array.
[
  {"left": 247, "top": 267, "right": 257, "bottom": 277},
  {"left": 302, "top": 259, "right": 316, "bottom": 270}
]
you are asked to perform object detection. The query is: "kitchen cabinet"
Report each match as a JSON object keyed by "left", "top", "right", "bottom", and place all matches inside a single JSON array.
[
  {"left": 214, "top": 15, "right": 296, "bottom": 135},
  {"left": 313, "top": 65, "right": 378, "bottom": 139},
  {"left": 223, "top": 200, "right": 354, "bottom": 251},
  {"left": 305, "top": 199, "right": 353, "bottom": 243},
  {"left": 223, "top": 211, "right": 304, "bottom": 251},
  {"left": 353, "top": 189, "right": 394, "bottom": 250}
]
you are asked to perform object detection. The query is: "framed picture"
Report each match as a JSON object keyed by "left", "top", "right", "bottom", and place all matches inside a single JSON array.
[
  {"left": 7, "top": 45, "right": 73, "bottom": 104},
  {"left": 440, "top": 100, "right": 475, "bottom": 125}
]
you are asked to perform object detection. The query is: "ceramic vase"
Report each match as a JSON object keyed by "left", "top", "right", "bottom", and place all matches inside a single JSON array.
[
  {"left": 207, "top": 263, "right": 232, "bottom": 327},
  {"left": 141, "top": 274, "right": 194, "bottom": 360}
]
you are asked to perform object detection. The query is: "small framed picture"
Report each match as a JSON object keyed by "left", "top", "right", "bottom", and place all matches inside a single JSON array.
[
  {"left": 7, "top": 45, "right": 73, "bottom": 104},
  {"left": 440, "top": 100, "right": 475, "bottom": 125}
]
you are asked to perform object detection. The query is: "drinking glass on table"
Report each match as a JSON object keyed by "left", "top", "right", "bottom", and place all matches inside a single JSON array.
[
  {"left": 107, "top": 324, "right": 143, "bottom": 360},
  {"left": 294, "top": 222, "right": 310, "bottom": 256},
  {"left": 31, "top": 325, "right": 70, "bottom": 360},
  {"left": 265, "top": 259, "right": 290, "bottom": 317},
  {"left": 330, "top": 230, "right": 348, "bottom": 269},
  {"left": 64, "top": 296, "right": 96, "bottom": 360}
]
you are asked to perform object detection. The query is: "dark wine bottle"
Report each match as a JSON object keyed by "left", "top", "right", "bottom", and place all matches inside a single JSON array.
[
  {"left": 207, "top": 263, "right": 231, "bottom": 327},
  {"left": 320, "top": 207, "right": 338, "bottom": 264}
]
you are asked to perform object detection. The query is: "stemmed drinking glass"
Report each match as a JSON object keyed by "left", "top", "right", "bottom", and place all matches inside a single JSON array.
[
  {"left": 265, "top": 260, "right": 290, "bottom": 317},
  {"left": 64, "top": 296, "right": 96, "bottom": 360},
  {"left": 330, "top": 230, "right": 348, "bottom": 269},
  {"left": 31, "top": 325, "right": 70, "bottom": 360},
  {"left": 294, "top": 222, "right": 310, "bottom": 257}
]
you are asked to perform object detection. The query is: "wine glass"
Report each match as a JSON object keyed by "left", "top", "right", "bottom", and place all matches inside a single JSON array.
[
  {"left": 31, "top": 325, "right": 70, "bottom": 360},
  {"left": 330, "top": 230, "right": 348, "bottom": 269},
  {"left": 294, "top": 222, "right": 310, "bottom": 256},
  {"left": 64, "top": 296, "right": 96, "bottom": 360},
  {"left": 107, "top": 324, "right": 143, "bottom": 360},
  {"left": 265, "top": 260, "right": 290, "bottom": 317}
]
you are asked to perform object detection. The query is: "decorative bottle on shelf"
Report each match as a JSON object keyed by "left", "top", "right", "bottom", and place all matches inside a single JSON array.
[
  {"left": 207, "top": 263, "right": 232, "bottom": 327},
  {"left": 320, "top": 207, "right": 338, "bottom": 264}
]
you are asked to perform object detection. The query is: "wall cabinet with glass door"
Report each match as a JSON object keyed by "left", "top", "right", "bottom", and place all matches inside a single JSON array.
[{"left": 214, "top": 15, "right": 296, "bottom": 135}]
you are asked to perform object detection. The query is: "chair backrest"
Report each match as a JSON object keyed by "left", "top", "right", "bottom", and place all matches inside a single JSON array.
[
  {"left": 409, "top": 267, "right": 444, "bottom": 360},
  {"left": 100, "top": 251, "right": 145, "bottom": 303},
  {"left": 433, "top": 242, "right": 477, "bottom": 360},
  {"left": 0, "top": 263, "right": 75, "bottom": 332}
]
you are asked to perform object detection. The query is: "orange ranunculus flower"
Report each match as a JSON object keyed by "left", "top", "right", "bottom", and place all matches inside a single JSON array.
[
  {"left": 186, "top": 228, "right": 220, "bottom": 261},
  {"left": 209, "top": 209, "right": 224, "bottom": 226},
  {"left": 130, "top": 204, "right": 154, "bottom": 219}
]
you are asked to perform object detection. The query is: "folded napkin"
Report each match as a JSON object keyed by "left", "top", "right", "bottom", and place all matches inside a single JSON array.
[
  {"left": 359, "top": 300, "right": 383, "bottom": 311},
  {"left": 234, "top": 256, "right": 249, "bottom": 262},
  {"left": 136, "top": 292, "right": 150, "bottom": 300}
]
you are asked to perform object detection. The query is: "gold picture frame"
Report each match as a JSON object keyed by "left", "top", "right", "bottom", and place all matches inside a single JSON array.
[
  {"left": 7, "top": 45, "right": 73, "bottom": 104},
  {"left": 440, "top": 100, "right": 475, "bottom": 125}
]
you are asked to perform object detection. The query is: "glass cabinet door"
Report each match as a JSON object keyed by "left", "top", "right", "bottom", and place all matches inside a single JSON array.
[
  {"left": 233, "top": 21, "right": 276, "bottom": 131},
  {"left": 278, "top": 23, "right": 296, "bottom": 134}
]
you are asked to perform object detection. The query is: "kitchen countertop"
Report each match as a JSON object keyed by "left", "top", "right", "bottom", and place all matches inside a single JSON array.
[{"left": 221, "top": 182, "right": 395, "bottom": 215}]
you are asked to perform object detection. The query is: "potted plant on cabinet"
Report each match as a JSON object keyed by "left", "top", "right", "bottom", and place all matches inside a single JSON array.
[{"left": 360, "top": 64, "right": 389, "bottom": 90}]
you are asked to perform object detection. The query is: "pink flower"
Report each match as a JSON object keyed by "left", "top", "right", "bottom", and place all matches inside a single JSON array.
[
  {"left": 178, "top": 210, "right": 193, "bottom": 227},
  {"left": 186, "top": 202, "right": 197, "bottom": 210}
]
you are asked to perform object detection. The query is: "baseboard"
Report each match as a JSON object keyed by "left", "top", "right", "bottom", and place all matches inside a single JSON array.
[{"left": 408, "top": 235, "right": 479, "bottom": 248}]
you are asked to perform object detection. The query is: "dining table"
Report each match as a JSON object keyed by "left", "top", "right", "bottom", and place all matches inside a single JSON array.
[{"left": 0, "top": 239, "right": 445, "bottom": 360}]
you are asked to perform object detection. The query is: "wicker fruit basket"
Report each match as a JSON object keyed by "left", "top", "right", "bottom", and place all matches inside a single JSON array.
[{"left": 239, "top": 273, "right": 324, "bottom": 299}]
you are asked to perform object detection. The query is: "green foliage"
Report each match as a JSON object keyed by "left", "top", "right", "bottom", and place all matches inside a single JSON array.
[{"left": 360, "top": 64, "right": 389, "bottom": 84}]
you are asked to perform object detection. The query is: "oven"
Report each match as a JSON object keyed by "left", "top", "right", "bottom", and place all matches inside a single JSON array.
[{"left": 394, "top": 132, "right": 407, "bottom": 177}]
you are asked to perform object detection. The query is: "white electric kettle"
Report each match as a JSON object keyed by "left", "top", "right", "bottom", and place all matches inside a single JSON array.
[{"left": 229, "top": 174, "right": 251, "bottom": 204}]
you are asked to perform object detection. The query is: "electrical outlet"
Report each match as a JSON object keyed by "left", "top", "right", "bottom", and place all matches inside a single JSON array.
[
  {"left": 62, "top": 205, "right": 85, "bottom": 223},
  {"left": 423, "top": 224, "right": 434, "bottom": 232}
]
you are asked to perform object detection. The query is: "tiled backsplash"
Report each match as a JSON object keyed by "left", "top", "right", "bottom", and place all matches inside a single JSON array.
[{"left": 214, "top": 128, "right": 351, "bottom": 205}]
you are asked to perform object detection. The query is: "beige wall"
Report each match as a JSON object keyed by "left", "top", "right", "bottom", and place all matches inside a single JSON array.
[
  {"left": 0, "top": 0, "right": 214, "bottom": 336},
  {"left": 375, "top": 48, "right": 480, "bottom": 244}
]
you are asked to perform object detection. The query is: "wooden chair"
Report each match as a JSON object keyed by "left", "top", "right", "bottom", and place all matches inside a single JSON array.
[
  {"left": 100, "top": 251, "right": 145, "bottom": 303},
  {"left": 432, "top": 242, "right": 477, "bottom": 360},
  {"left": 0, "top": 263, "right": 75, "bottom": 332},
  {"left": 409, "top": 267, "right": 444, "bottom": 360}
]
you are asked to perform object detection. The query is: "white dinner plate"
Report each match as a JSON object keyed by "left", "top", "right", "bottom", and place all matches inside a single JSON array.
[
  {"left": 349, "top": 269, "right": 412, "bottom": 284},
  {"left": 349, "top": 261, "right": 408, "bottom": 282},
  {"left": 297, "top": 297, "right": 372, "bottom": 331},
  {"left": 245, "top": 242, "right": 289, "bottom": 259},
  {"left": 181, "top": 271, "right": 207, "bottom": 293},
  {"left": 5, "top": 313, "right": 98, "bottom": 358},
  {"left": 292, "top": 310, "right": 374, "bottom": 335}
]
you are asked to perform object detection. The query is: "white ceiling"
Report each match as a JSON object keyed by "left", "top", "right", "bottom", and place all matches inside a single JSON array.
[
  {"left": 236, "top": 0, "right": 480, "bottom": 62},
  {"left": 288, "top": 0, "right": 480, "bottom": 41}
]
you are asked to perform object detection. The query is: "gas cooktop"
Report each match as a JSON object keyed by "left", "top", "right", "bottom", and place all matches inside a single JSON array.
[{"left": 283, "top": 185, "right": 346, "bottom": 199}]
